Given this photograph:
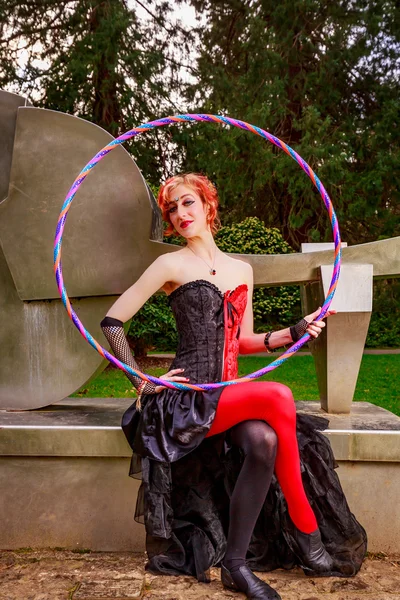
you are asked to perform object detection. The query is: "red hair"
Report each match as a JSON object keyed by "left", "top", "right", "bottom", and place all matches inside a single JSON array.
[{"left": 157, "top": 173, "right": 220, "bottom": 237}]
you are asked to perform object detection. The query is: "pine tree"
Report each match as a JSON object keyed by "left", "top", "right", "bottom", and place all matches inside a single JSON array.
[
  {"left": 0, "top": 0, "right": 190, "bottom": 182},
  {"left": 180, "top": 0, "right": 400, "bottom": 247}
]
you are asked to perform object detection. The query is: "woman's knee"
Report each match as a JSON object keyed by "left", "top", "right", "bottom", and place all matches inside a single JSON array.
[
  {"left": 269, "top": 383, "right": 296, "bottom": 420},
  {"left": 251, "top": 381, "right": 295, "bottom": 421},
  {"left": 247, "top": 423, "right": 278, "bottom": 464}
]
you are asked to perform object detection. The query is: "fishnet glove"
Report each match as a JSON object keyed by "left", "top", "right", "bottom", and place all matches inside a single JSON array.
[
  {"left": 290, "top": 318, "right": 309, "bottom": 343},
  {"left": 100, "top": 316, "right": 156, "bottom": 408}
]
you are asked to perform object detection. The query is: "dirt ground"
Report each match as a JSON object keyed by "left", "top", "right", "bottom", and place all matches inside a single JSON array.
[{"left": 0, "top": 550, "right": 399, "bottom": 600}]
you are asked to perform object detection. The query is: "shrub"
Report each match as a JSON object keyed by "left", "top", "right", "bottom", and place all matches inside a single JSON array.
[
  {"left": 128, "top": 293, "right": 177, "bottom": 357},
  {"left": 366, "top": 279, "right": 400, "bottom": 348},
  {"left": 215, "top": 217, "right": 302, "bottom": 330}
]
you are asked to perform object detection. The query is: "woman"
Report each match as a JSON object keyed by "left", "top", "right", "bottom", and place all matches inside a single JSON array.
[{"left": 101, "top": 173, "right": 367, "bottom": 600}]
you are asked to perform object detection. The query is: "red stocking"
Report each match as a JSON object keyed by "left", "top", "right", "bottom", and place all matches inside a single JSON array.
[{"left": 206, "top": 381, "right": 317, "bottom": 533}]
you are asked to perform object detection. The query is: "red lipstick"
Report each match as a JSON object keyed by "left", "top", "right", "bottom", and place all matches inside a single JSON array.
[{"left": 180, "top": 220, "right": 193, "bottom": 229}]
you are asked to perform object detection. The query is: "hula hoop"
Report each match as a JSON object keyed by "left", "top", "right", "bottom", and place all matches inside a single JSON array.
[{"left": 54, "top": 114, "right": 341, "bottom": 392}]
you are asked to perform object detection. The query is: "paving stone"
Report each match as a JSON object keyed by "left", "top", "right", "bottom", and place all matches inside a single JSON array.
[
  {"left": 73, "top": 578, "right": 143, "bottom": 599},
  {"left": 329, "top": 578, "right": 371, "bottom": 592},
  {"left": 143, "top": 571, "right": 239, "bottom": 599}
]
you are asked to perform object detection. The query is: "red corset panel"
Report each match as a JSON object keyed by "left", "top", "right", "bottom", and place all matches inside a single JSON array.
[{"left": 222, "top": 284, "right": 248, "bottom": 381}]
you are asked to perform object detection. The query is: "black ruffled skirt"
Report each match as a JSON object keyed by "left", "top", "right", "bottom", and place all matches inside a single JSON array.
[{"left": 122, "top": 392, "right": 367, "bottom": 583}]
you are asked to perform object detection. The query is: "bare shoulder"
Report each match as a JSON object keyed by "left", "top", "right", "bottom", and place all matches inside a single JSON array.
[
  {"left": 158, "top": 247, "right": 187, "bottom": 272},
  {"left": 225, "top": 254, "right": 253, "bottom": 281},
  {"left": 156, "top": 247, "right": 188, "bottom": 293}
]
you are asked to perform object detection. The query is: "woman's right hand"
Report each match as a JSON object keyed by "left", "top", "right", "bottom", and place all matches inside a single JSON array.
[{"left": 154, "top": 368, "right": 190, "bottom": 393}]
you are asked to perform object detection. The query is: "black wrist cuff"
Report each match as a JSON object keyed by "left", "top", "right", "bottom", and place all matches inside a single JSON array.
[
  {"left": 264, "top": 331, "right": 274, "bottom": 353},
  {"left": 290, "top": 318, "right": 309, "bottom": 342},
  {"left": 100, "top": 316, "right": 124, "bottom": 328}
]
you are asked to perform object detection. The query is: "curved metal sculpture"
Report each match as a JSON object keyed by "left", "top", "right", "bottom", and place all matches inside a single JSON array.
[
  {"left": 0, "top": 90, "right": 399, "bottom": 410},
  {"left": 0, "top": 91, "right": 161, "bottom": 409}
]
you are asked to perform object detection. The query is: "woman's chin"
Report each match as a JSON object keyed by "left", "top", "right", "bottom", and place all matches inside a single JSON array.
[
  {"left": 174, "top": 224, "right": 207, "bottom": 239},
  {"left": 177, "top": 229, "right": 191, "bottom": 239},
  {"left": 179, "top": 226, "right": 197, "bottom": 238}
]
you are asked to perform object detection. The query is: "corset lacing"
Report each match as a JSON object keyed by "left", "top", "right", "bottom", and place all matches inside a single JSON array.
[{"left": 222, "top": 286, "right": 248, "bottom": 381}]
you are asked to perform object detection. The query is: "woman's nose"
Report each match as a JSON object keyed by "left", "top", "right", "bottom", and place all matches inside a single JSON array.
[{"left": 177, "top": 204, "right": 187, "bottom": 218}]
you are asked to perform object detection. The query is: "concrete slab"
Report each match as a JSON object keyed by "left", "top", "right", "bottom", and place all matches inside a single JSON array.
[{"left": 1, "top": 399, "right": 399, "bottom": 461}]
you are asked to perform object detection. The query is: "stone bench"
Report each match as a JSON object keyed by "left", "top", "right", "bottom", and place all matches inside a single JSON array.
[{"left": 1, "top": 398, "right": 399, "bottom": 553}]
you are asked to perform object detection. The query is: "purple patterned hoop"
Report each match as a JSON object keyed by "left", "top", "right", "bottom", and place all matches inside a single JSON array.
[{"left": 54, "top": 114, "right": 341, "bottom": 392}]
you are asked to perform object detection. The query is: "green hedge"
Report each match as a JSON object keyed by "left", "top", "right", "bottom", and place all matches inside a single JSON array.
[
  {"left": 366, "top": 279, "right": 400, "bottom": 348},
  {"left": 215, "top": 217, "right": 302, "bottom": 330},
  {"left": 128, "top": 292, "right": 177, "bottom": 357}
]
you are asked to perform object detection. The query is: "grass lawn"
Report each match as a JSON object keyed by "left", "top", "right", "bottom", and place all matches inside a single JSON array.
[{"left": 71, "top": 354, "right": 400, "bottom": 416}]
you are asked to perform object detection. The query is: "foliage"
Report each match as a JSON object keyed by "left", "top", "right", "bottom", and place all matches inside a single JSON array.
[
  {"left": 367, "top": 279, "right": 400, "bottom": 348},
  {"left": 0, "top": 0, "right": 190, "bottom": 183},
  {"left": 216, "top": 217, "right": 302, "bottom": 328},
  {"left": 3, "top": 0, "right": 398, "bottom": 349},
  {"left": 5, "top": 0, "right": 398, "bottom": 248},
  {"left": 216, "top": 217, "right": 294, "bottom": 255},
  {"left": 178, "top": 0, "right": 400, "bottom": 248},
  {"left": 127, "top": 292, "right": 177, "bottom": 357}
]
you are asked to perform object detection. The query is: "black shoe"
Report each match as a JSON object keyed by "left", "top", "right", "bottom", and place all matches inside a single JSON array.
[
  {"left": 288, "top": 527, "right": 333, "bottom": 574},
  {"left": 221, "top": 563, "right": 281, "bottom": 600}
]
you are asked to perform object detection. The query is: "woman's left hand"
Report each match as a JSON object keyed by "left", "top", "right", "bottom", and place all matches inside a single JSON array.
[
  {"left": 153, "top": 368, "right": 190, "bottom": 393},
  {"left": 304, "top": 307, "right": 336, "bottom": 339}
]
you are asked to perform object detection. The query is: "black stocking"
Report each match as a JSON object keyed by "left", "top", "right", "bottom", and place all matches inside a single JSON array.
[{"left": 223, "top": 420, "right": 277, "bottom": 572}]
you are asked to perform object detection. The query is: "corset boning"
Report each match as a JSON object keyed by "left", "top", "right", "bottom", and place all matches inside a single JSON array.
[{"left": 168, "top": 281, "right": 225, "bottom": 384}]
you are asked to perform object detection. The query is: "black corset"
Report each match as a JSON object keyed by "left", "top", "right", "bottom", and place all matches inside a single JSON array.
[{"left": 168, "top": 280, "right": 225, "bottom": 383}]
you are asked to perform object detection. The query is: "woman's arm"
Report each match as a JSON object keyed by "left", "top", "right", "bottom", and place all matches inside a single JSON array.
[
  {"left": 106, "top": 253, "right": 174, "bottom": 322},
  {"left": 100, "top": 253, "right": 188, "bottom": 407},
  {"left": 238, "top": 263, "right": 332, "bottom": 355}
]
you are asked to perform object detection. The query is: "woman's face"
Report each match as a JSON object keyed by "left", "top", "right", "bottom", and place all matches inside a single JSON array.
[{"left": 166, "top": 184, "right": 209, "bottom": 238}]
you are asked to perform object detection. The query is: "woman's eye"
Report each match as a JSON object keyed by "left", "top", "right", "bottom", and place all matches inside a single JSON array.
[{"left": 168, "top": 200, "right": 193, "bottom": 213}]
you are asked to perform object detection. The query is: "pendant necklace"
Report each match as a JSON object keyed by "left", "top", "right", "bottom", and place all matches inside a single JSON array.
[{"left": 188, "top": 245, "right": 217, "bottom": 275}]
